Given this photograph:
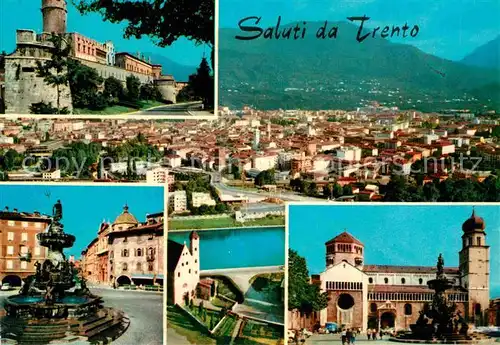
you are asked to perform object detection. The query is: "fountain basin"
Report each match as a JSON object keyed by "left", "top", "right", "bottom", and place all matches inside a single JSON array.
[
  {"left": 37, "top": 232, "right": 75, "bottom": 248},
  {"left": 4, "top": 294, "right": 103, "bottom": 319}
]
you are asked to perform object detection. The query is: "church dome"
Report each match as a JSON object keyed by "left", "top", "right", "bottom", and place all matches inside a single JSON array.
[
  {"left": 113, "top": 205, "right": 139, "bottom": 227},
  {"left": 462, "top": 209, "right": 485, "bottom": 233}
]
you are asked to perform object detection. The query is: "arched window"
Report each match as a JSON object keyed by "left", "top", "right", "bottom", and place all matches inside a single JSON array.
[
  {"left": 369, "top": 277, "right": 373, "bottom": 284},
  {"left": 476, "top": 237, "right": 481, "bottom": 246},
  {"left": 401, "top": 278, "right": 406, "bottom": 284},
  {"left": 404, "top": 303, "right": 412, "bottom": 315},
  {"left": 384, "top": 277, "right": 389, "bottom": 284},
  {"left": 136, "top": 248, "right": 142, "bottom": 257},
  {"left": 370, "top": 303, "right": 377, "bottom": 313},
  {"left": 419, "top": 278, "right": 423, "bottom": 285}
]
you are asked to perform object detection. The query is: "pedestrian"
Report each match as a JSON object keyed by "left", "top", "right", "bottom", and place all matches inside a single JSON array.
[
  {"left": 341, "top": 329, "right": 347, "bottom": 345},
  {"left": 367, "top": 328, "right": 371, "bottom": 340},
  {"left": 351, "top": 329, "right": 356, "bottom": 344},
  {"left": 379, "top": 329, "right": 383, "bottom": 340},
  {"left": 346, "top": 329, "right": 352, "bottom": 344}
]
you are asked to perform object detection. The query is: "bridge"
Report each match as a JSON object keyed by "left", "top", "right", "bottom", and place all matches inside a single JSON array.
[{"left": 200, "top": 265, "right": 283, "bottom": 294}]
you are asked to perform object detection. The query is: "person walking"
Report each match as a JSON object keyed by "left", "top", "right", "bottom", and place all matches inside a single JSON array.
[
  {"left": 351, "top": 329, "right": 356, "bottom": 344},
  {"left": 346, "top": 329, "right": 352, "bottom": 344},
  {"left": 367, "top": 328, "right": 372, "bottom": 340},
  {"left": 341, "top": 329, "right": 347, "bottom": 345},
  {"left": 379, "top": 329, "right": 383, "bottom": 340}
]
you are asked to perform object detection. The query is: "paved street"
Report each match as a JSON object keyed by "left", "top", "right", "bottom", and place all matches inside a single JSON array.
[
  {"left": 134, "top": 101, "right": 212, "bottom": 116},
  {"left": 296, "top": 333, "right": 499, "bottom": 344},
  {"left": 0, "top": 288, "right": 163, "bottom": 345}
]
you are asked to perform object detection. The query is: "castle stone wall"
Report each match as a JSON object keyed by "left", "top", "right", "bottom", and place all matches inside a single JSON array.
[
  {"left": 4, "top": 56, "right": 73, "bottom": 114},
  {"left": 78, "top": 59, "right": 153, "bottom": 84},
  {"left": 156, "top": 79, "right": 177, "bottom": 103}
]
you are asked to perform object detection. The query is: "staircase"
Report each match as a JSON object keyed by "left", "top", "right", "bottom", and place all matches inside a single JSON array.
[{"left": 0, "top": 308, "right": 129, "bottom": 345}]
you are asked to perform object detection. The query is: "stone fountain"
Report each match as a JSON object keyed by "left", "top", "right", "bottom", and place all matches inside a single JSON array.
[
  {"left": 392, "top": 254, "right": 489, "bottom": 344},
  {"left": 1, "top": 201, "right": 130, "bottom": 345}
]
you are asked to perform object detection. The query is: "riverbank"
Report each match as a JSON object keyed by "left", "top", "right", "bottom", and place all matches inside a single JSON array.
[{"left": 168, "top": 216, "right": 285, "bottom": 230}]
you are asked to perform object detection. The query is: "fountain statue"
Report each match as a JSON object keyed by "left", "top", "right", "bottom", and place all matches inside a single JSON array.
[
  {"left": 1, "top": 200, "right": 130, "bottom": 344},
  {"left": 393, "top": 254, "right": 489, "bottom": 343}
]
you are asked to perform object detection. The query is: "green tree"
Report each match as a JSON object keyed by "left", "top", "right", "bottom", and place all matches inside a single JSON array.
[
  {"left": 126, "top": 75, "right": 141, "bottom": 101},
  {"left": 333, "top": 183, "right": 343, "bottom": 198},
  {"left": 343, "top": 184, "right": 353, "bottom": 196},
  {"left": 140, "top": 82, "right": 162, "bottom": 101},
  {"left": 188, "top": 57, "right": 214, "bottom": 108},
  {"left": 255, "top": 169, "right": 276, "bottom": 186},
  {"left": 288, "top": 249, "right": 328, "bottom": 313},
  {"left": 104, "top": 76, "right": 125, "bottom": 101},
  {"left": 35, "top": 34, "right": 72, "bottom": 112},
  {"left": 68, "top": 59, "right": 105, "bottom": 109}
]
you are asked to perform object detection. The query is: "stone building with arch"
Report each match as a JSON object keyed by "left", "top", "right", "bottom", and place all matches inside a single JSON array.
[
  {"left": 80, "top": 205, "right": 164, "bottom": 287},
  {"left": 0, "top": 208, "right": 52, "bottom": 287},
  {"left": 289, "top": 210, "right": 491, "bottom": 332}
]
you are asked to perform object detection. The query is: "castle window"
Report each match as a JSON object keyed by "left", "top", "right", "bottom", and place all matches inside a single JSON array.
[
  {"left": 401, "top": 278, "right": 406, "bottom": 284},
  {"left": 384, "top": 277, "right": 389, "bottom": 284},
  {"left": 369, "top": 277, "right": 373, "bottom": 284},
  {"left": 404, "top": 303, "right": 412, "bottom": 315},
  {"left": 476, "top": 237, "right": 481, "bottom": 246},
  {"left": 121, "top": 249, "right": 129, "bottom": 257},
  {"left": 136, "top": 248, "right": 142, "bottom": 256},
  {"left": 370, "top": 303, "right": 377, "bottom": 313},
  {"left": 419, "top": 278, "right": 423, "bottom": 285}
]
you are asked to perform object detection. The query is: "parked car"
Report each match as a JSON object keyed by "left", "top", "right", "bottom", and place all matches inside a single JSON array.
[
  {"left": 302, "top": 328, "right": 313, "bottom": 338},
  {"left": 325, "top": 322, "right": 338, "bottom": 333},
  {"left": 1, "top": 283, "right": 14, "bottom": 291}
]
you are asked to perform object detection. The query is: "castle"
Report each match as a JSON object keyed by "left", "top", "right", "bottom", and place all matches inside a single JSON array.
[
  {"left": 289, "top": 210, "right": 492, "bottom": 332},
  {"left": 1, "top": 0, "right": 177, "bottom": 114}
]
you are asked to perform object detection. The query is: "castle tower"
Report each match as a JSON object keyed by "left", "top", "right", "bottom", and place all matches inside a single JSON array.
[
  {"left": 190, "top": 231, "right": 200, "bottom": 281},
  {"left": 459, "top": 209, "right": 490, "bottom": 323},
  {"left": 42, "top": 0, "right": 68, "bottom": 34},
  {"left": 325, "top": 231, "right": 364, "bottom": 270}
]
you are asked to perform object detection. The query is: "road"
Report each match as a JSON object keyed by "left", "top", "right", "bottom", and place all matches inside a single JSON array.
[
  {"left": 0, "top": 289, "right": 164, "bottom": 345},
  {"left": 213, "top": 181, "right": 320, "bottom": 202},
  {"left": 134, "top": 101, "right": 205, "bottom": 115}
]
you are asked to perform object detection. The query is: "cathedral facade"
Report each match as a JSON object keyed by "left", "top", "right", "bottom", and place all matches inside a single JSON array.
[{"left": 289, "top": 210, "right": 490, "bottom": 332}]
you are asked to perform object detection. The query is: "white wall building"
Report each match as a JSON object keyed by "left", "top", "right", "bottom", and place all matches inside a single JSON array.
[
  {"left": 192, "top": 192, "right": 216, "bottom": 208},
  {"left": 169, "top": 191, "right": 187, "bottom": 212}
]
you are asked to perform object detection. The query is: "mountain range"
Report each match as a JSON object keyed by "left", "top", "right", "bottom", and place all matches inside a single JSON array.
[
  {"left": 460, "top": 36, "right": 500, "bottom": 69},
  {"left": 141, "top": 53, "right": 197, "bottom": 82},
  {"left": 219, "top": 21, "right": 500, "bottom": 111}
]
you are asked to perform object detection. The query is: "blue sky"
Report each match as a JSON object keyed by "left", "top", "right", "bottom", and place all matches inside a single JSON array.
[
  {"left": 220, "top": 0, "right": 500, "bottom": 60},
  {"left": 0, "top": 0, "right": 206, "bottom": 66},
  {"left": 289, "top": 204, "right": 500, "bottom": 298},
  {"left": 0, "top": 185, "right": 164, "bottom": 257}
]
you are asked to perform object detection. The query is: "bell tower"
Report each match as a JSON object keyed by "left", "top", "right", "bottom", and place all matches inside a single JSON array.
[
  {"left": 458, "top": 209, "right": 490, "bottom": 323},
  {"left": 41, "top": 0, "right": 68, "bottom": 34},
  {"left": 325, "top": 231, "right": 364, "bottom": 270}
]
